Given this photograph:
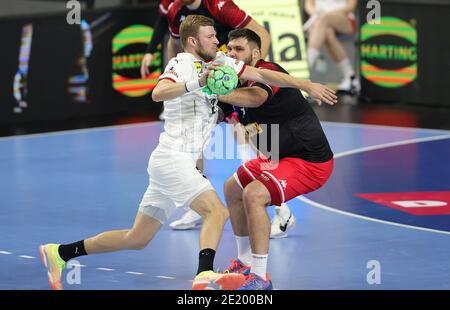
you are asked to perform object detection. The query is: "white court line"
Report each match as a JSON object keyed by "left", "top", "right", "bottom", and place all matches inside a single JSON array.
[
  {"left": 1, "top": 248, "right": 152, "bottom": 278},
  {"left": 1, "top": 120, "right": 448, "bottom": 142},
  {"left": 298, "top": 134, "right": 450, "bottom": 235},
  {"left": 156, "top": 275, "right": 176, "bottom": 280},
  {"left": 333, "top": 134, "right": 450, "bottom": 158},
  {"left": 0, "top": 121, "right": 161, "bottom": 141},
  {"left": 68, "top": 263, "right": 86, "bottom": 268},
  {"left": 19, "top": 255, "right": 35, "bottom": 259},
  {"left": 299, "top": 196, "right": 450, "bottom": 236},
  {"left": 321, "top": 121, "right": 450, "bottom": 134}
]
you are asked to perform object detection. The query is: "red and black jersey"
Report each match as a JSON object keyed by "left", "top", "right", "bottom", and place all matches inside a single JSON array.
[
  {"left": 166, "top": 0, "right": 251, "bottom": 46},
  {"left": 226, "top": 59, "right": 333, "bottom": 163}
]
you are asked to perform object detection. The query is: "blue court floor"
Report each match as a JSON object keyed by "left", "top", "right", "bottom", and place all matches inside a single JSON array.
[{"left": 1, "top": 121, "right": 449, "bottom": 289}]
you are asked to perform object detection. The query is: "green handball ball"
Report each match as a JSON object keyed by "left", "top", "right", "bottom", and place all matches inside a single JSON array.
[{"left": 207, "top": 65, "right": 239, "bottom": 95}]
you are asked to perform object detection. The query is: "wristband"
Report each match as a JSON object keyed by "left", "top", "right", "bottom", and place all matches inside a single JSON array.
[{"left": 185, "top": 79, "right": 201, "bottom": 92}]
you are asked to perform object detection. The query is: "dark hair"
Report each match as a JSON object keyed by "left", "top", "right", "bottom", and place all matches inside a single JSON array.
[
  {"left": 228, "top": 28, "right": 262, "bottom": 49},
  {"left": 180, "top": 15, "right": 215, "bottom": 48}
]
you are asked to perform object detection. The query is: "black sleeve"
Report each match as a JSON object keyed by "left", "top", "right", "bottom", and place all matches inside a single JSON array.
[
  {"left": 218, "top": 101, "right": 234, "bottom": 119},
  {"left": 250, "top": 83, "right": 273, "bottom": 101},
  {"left": 146, "top": 15, "right": 168, "bottom": 54}
]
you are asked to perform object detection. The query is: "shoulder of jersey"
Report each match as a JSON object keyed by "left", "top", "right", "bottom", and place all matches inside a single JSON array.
[
  {"left": 168, "top": 53, "right": 197, "bottom": 74},
  {"left": 167, "top": 0, "right": 183, "bottom": 16},
  {"left": 160, "top": 0, "right": 173, "bottom": 12},
  {"left": 206, "top": 0, "right": 227, "bottom": 8},
  {"left": 201, "top": 0, "right": 228, "bottom": 15},
  {"left": 173, "top": 52, "right": 195, "bottom": 63}
]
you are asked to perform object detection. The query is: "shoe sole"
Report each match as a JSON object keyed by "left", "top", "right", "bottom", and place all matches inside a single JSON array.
[
  {"left": 270, "top": 233, "right": 288, "bottom": 239},
  {"left": 192, "top": 273, "right": 246, "bottom": 290},
  {"left": 39, "top": 245, "right": 62, "bottom": 290},
  {"left": 170, "top": 222, "right": 202, "bottom": 230},
  {"left": 170, "top": 224, "right": 199, "bottom": 230}
]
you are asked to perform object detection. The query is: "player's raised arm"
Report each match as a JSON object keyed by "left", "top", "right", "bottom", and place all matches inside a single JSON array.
[
  {"left": 219, "top": 87, "right": 269, "bottom": 108},
  {"left": 240, "top": 65, "right": 337, "bottom": 106},
  {"left": 167, "top": 37, "right": 182, "bottom": 60}
]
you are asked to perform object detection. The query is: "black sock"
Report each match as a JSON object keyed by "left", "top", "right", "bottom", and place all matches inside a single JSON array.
[
  {"left": 58, "top": 240, "right": 87, "bottom": 262},
  {"left": 197, "top": 248, "right": 216, "bottom": 275}
]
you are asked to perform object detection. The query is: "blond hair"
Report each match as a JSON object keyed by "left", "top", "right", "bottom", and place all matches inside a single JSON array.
[{"left": 180, "top": 15, "right": 215, "bottom": 48}]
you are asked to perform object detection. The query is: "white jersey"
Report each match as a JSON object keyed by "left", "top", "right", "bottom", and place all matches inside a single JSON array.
[
  {"left": 157, "top": 51, "right": 245, "bottom": 156},
  {"left": 315, "top": 0, "right": 348, "bottom": 13}
]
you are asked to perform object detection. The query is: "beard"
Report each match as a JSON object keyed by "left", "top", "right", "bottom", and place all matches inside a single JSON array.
[
  {"left": 243, "top": 54, "right": 253, "bottom": 66},
  {"left": 195, "top": 43, "right": 216, "bottom": 62}
]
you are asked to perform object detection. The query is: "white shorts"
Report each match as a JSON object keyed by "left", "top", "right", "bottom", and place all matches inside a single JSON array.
[{"left": 138, "top": 144, "right": 213, "bottom": 224}]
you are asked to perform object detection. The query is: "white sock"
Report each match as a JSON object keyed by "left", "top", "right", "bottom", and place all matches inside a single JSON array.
[
  {"left": 307, "top": 48, "right": 320, "bottom": 67},
  {"left": 338, "top": 58, "right": 354, "bottom": 79},
  {"left": 236, "top": 236, "right": 251, "bottom": 266},
  {"left": 250, "top": 253, "right": 268, "bottom": 280}
]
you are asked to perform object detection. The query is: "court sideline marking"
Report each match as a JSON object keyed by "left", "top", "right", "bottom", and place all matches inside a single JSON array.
[
  {"left": 0, "top": 120, "right": 449, "bottom": 142},
  {"left": 298, "top": 134, "right": 450, "bottom": 235}
]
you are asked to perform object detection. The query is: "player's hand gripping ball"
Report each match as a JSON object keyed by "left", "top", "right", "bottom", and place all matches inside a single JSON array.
[{"left": 205, "top": 65, "right": 238, "bottom": 95}]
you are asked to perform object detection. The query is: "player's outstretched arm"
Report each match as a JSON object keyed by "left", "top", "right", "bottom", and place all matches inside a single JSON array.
[
  {"left": 219, "top": 87, "right": 268, "bottom": 108},
  {"left": 240, "top": 66, "right": 337, "bottom": 106}
]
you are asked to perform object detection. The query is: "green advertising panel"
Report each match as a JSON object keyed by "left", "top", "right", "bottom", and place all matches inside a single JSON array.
[
  {"left": 112, "top": 24, "right": 161, "bottom": 97},
  {"left": 360, "top": 16, "right": 418, "bottom": 88}
]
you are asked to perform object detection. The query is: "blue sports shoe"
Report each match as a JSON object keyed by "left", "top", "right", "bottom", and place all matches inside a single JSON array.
[{"left": 237, "top": 273, "right": 273, "bottom": 290}]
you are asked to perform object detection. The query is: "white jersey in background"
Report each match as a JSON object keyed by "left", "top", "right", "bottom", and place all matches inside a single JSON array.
[{"left": 158, "top": 51, "right": 245, "bottom": 156}]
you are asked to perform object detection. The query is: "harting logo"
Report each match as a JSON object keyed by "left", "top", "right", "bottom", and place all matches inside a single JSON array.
[
  {"left": 112, "top": 25, "right": 162, "bottom": 97},
  {"left": 360, "top": 17, "right": 418, "bottom": 88}
]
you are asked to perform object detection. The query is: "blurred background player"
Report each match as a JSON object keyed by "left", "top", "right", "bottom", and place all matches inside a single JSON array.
[
  {"left": 163, "top": 0, "right": 271, "bottom": 59},
  {"left": 140, "top": 0, "right": 173, "bottom": 80},
  {"left": 219, "top": 28, "right": 336, "bottom": 289},
  {"left": 304, "top": 0, "right": 359, "bottom": 93}
]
